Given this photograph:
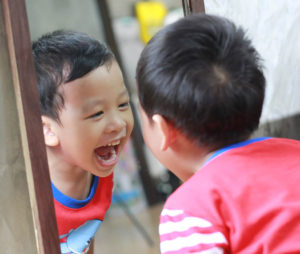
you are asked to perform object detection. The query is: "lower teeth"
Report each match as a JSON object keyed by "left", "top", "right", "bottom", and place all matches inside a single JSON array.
[{"left": 97, "top": 148, "right": 117, "bottom": 163}]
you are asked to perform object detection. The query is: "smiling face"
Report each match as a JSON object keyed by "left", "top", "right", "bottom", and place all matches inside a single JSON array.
[{"left": 49, "top": 61, "right": 134, "bottom": 177}]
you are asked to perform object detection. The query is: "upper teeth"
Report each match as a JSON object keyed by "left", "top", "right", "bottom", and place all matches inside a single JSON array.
[{"left": 106, "top": 141, "right": 120, "bottom": 146}]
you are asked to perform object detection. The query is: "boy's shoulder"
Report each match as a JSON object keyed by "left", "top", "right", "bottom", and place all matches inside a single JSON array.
[
  {"left": 162, "top": 137, "right": 300, "bottom": 230},
  {"left": 164, "top": 137, "right": 300, "bottom": 211},
  {"left": 202, "top": 137, "right": 300, "bottom": 176},
  {"left": 207, "top": 137, "right": 300, "bottom": 164}
]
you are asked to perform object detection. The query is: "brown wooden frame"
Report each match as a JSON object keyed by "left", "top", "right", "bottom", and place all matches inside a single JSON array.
[
  {"left": 1, "top": 0, "right": 60, "bottom": 252},
  {"left": 182, "top": 0, "right": 205, "bottom": 16}
]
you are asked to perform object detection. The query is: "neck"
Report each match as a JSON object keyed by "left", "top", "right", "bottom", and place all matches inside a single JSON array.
[
  {"left": 46, "top": 148, "right": 93, "bottom": 200},
  {"left": 171, "top": 135, "right": 215, "bottom": 182}
]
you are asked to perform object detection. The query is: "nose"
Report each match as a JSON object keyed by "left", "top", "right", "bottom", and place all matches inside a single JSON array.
[{"left": 104, "top": 112, "right": 126, "bottom": 134}]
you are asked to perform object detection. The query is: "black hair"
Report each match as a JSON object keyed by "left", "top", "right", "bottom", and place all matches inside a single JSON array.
[
  {"left": 136, "top": 14, "right": 265, "bottom": 150},
  {"left": 32, "top": 30, "right": 114, "bottom": 121}
]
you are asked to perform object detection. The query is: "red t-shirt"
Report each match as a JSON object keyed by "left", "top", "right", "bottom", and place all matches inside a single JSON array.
[
  {"left": 52, "top": 173, "right": 113, "bottom": 253},
  {"left": 160, "top": 138, "right": 300, "bottom": 254}
]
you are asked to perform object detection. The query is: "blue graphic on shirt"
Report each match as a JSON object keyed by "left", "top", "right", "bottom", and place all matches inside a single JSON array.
[{"left": 60, "top": 219, "right": 102, "bottom": 254}]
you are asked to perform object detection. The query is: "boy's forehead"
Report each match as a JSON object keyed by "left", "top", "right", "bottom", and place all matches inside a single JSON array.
[
  {"left": 57, "top": 68, "right": 128, "bottom": 106},
  {"left": 58, "top": 61, "right": 124, "bottom": 94}
]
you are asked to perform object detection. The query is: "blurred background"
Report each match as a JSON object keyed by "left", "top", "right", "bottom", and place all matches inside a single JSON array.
[{"left": 24, "top": 0, "right": 300, "bottom": 253}]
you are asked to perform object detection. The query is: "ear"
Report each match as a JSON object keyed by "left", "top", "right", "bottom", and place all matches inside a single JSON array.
[
  {"left": 41, "top": 116, "right": 59, "bottom": 147},
  {"left": 152, "top": 114, "right": 177, "bottom": 151}
]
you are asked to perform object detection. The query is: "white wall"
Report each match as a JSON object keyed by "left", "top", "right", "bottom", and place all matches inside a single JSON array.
[{"left": 204, "top": 0, "right": 300, "bottom": 123}]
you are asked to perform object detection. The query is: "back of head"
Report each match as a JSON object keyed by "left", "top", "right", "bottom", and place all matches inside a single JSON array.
[
  {"left": 32, "top": 30, "right": 114, "bottom": 121},
  {"left": 136, "top": 14, "right": 265, "bottom": 150}
]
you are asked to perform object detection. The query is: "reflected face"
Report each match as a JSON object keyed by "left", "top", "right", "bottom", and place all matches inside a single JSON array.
[{"left": 54, "top": 61, "right": 134, "bottom": 177}]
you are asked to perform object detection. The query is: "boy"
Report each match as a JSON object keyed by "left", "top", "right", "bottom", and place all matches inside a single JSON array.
[
  {"left": 32, "top": 30, "right": 134, "bottom": 253},
  {"left": 136, "top": 14, "right": 300, "bottom": 253}
]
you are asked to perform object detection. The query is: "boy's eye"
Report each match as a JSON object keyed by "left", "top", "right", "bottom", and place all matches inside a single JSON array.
[
  {"left": 89, "top": 111, "right": 103, "bottom": 119},
  {"left": 119, "top": 102, "right": 130, "bottom": 110}
]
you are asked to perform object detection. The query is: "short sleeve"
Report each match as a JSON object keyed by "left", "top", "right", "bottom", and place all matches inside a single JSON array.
[{"left": 159, "top": 208, "right": 228, "bottom": 254}]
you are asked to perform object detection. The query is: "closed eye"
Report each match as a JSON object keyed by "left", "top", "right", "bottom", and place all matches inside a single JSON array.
[
  {"left": 89, "top": 111, "right": 104, "bottom": 119},
  {"left": 119, "top": 102, "right": 130, "bottom": 110}
]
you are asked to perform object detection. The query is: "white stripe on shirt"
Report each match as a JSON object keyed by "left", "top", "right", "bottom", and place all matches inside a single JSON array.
[
  {"left": 161, "top": 209, "right": 184, "bottom": 216},
  {"left": 159, "top": 216, "right": 212, "bottom": 234},
  {"left": 160, "top": 232, "right": 227, "bottom": 253}
]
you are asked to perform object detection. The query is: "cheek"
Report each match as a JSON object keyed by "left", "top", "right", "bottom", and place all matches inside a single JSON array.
[
  {"left": 140, "top": 119, "right": 151, "bottom": 144},
  {"left": 127, "top": 111, "right": 134, "bottom": 135},
  {"left": 141, "top": 123, "right": 158, "bottom": 153},
  {"left": 143, "top": 131, "right": 152, "bottom": 149},
  {"left": 139, "top": 110, "right": 159, "bottom": 151},
  {"left": 62, "top": 124, "right": 96, "bottom": 147}
]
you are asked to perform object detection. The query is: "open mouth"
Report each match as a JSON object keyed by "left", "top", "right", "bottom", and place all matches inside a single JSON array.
[{"left": 95, "top": 141, "right": 120, "bottom": 166}]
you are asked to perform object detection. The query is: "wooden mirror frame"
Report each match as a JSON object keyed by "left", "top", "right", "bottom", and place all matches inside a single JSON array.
[{"left": 1, "top": 0, "right": 60, "bottom": 252}]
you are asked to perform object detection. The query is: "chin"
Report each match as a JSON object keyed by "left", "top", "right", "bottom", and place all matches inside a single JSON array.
[{"left": 95, "top": 167, "right": 115, "bottom": 178}]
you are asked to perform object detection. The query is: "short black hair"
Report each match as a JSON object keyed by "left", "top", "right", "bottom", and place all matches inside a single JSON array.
[
  {"left": 136, "top": 14, "right": 266, "bottom": 150},
  {"left": 32, "top": 30, "right": 114, "bottom": 121}
]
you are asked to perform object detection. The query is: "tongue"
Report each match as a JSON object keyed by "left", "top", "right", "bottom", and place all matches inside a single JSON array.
[{"left": 95, "top": 146, "right": 113, "bottom": 157}]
